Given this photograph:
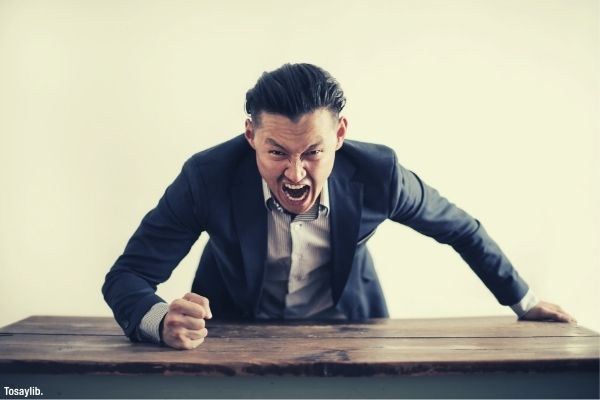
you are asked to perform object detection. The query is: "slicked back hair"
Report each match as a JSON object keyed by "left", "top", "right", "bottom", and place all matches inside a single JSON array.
[{"left": 245, "top": 63, "right": 346, "bottom": 125}]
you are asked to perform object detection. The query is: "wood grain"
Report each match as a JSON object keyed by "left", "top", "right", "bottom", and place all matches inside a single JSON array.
[
  {"left": 0, "top": 316, "right": 598, "bottom": 377},
  {"left": 0, "top": 315, "right": 596, "bottom": 338}
]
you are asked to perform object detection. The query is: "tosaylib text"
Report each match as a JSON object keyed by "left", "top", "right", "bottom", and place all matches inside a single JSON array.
[{"left": 3, "top": 386, "right": 43, "bottom": 397}]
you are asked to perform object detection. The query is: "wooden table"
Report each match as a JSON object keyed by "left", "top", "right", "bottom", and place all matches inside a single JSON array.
[{"left": 0, "top": 316, "right": 598, "bottom": 398}]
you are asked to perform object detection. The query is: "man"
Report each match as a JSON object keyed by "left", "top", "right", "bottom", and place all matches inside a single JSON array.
[{"left": 102, "top": 63, "right": 576, "bottom": 350}]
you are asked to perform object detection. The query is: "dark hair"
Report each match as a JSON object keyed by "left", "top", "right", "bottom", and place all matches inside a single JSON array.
[{"left": 245, "top": 63, "right": 346, "bottom": 124}]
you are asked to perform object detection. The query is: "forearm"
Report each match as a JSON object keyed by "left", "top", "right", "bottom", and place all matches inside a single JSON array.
[
  {"left": 389, "top": 159, "right": 530, "bottom": 306},
  {"left": 102, "top": 265, "right": 166, "bottom": 340},
  {"left": 102, "top": 160, "right": 205, "bottom": 340},
  {"left": 453, "top": 221, "right": 530, "bottom": 306}
]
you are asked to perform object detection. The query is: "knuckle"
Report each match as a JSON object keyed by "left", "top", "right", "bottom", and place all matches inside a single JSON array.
[
  {"left": 186, "top": 302, "right": 202, "bottom": 317},
  {"left": 165, "top": 315, "right": 180, "bottom": 327},
  {"left": 172, "top": 298, "right": 184, "bottom": 306},
  {"left": 169, "top": 300, "right": 183, "bottom": 313},
  {"left": 184, "top": 292, "right": 199, "bottom": 301},
  {"left": 183, "top": 293, "right": 197, "bottom": 303},
  {"left": 164, "top": 317, "right": 176, "bottom": 328},
  {"left": 194, "top": 308, "right": 206, "bottom": 319},
  {"left": 165, "top": 319, "right": 176, "bottom": 328}
]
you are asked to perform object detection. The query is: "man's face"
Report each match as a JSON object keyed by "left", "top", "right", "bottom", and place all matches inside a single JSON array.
[{"left": 245, "top": 108, "right": 347, "bottom": 215}]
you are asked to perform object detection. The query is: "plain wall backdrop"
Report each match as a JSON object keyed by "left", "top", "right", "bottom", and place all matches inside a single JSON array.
[{"left": 1, "top": 0, "right": 598, "bottom": 331}]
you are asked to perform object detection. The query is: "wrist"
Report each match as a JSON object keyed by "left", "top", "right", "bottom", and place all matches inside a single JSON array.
[
  {"left": 511, "top": 290, "right": 540, "bottom": 318},
  {"left": 159, "top": 315, "right": 166, "bottom": 344}
]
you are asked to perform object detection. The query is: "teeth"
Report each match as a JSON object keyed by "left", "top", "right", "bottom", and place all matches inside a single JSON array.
[
  {"left": 282, "top": 183, "right": 309, "bottom": 202},
  {"left": 284, "top": 183, "right": 307, "bottom": 189}
]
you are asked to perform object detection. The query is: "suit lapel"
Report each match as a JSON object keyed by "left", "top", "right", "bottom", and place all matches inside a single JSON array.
[
  {"left": 231, "top": 154, "right": 268, "bottom": 314},
  {"left": 329, "top": 157, "right": 364, "bottom": 303}
]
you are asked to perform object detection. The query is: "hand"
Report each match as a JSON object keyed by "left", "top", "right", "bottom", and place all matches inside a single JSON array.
[
  {"left": 161, "top": 292, "right": 212, "bottom": 350},
  {"left": 520, "top": 300, "right": 577, "bottom": 324}
]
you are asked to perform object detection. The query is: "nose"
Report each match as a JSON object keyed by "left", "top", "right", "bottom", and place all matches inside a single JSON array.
[{"left": 284, "top": 158, "right": 306, "bottom": 183}]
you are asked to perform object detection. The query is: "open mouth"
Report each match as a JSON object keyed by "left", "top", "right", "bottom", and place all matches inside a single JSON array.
[{"left": 282, "top": 183, "right": 310, "bottom": 202}]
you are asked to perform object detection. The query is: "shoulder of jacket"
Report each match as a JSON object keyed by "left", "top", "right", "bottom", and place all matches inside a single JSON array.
[
  {"left": 188, "top": 134, "right": 249, "bottom": 163},
  {"left": 338, "top": 139, "right": 397, "bottom": 173},
  {"left": 182, "top": 134, "right": 251, "bottom": 173}
]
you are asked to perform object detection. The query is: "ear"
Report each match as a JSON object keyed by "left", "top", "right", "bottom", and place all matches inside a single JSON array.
[
  {"left": 334, "top": 116, "right": 348, "bottom": 150},
  {"left": 244, "top": 118, "right": 256, "bottom": 150}
]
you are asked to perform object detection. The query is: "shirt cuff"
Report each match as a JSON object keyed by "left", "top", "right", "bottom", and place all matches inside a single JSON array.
[
  {"left": 137, "top": 302, "right": 169, "bottom": 344},
  {"left": 510, "top": 289, "right": 539, "bottom": 318}
]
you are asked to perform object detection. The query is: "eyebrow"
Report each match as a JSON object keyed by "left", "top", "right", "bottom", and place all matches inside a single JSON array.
[
  {"left": 265, "top": 138, "right": 324, "bottom": 152},
  {"left": 265, "top": 138, "right": 285, "bottom": 149}
]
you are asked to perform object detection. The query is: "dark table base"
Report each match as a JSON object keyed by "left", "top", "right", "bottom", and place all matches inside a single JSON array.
[{"left": 1, "top": 372, "right": 598, "bottom": 399}]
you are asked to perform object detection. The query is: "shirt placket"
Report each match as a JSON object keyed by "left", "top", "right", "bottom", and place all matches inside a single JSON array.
[{"left": 287, "top": 218, "right": 305, "bottom": 295}]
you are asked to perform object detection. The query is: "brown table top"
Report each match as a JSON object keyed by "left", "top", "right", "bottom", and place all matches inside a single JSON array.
[{"left": 0, "top": 315, "right": 598, "bottom": 377}]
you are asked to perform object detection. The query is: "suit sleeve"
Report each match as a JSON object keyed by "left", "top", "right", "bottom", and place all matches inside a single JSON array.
[
  {"left": 387, "top": 152, "right": 529, "bottom": 306},
  {"left": 101, "top": 158, "right": 206, "bottom": 341}
]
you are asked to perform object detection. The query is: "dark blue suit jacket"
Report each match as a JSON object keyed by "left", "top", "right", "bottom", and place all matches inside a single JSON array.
[{"left": 102, "top": 135, "right": 529, "bottom": 340}]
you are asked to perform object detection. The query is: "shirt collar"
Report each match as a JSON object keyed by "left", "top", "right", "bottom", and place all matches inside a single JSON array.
[{"left": 262, "top": 179, "right": 330, "bottom": 216}]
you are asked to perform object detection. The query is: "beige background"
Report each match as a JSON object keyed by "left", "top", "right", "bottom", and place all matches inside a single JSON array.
[{"left": 1, "top": 0, "right": 598, "bottom": 332}]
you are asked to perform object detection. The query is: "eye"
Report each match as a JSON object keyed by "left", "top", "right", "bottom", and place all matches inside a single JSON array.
[
  {"left": 268, "top": 150, "right": 286, "bottom": 157},
  {"left": 304, "top": 150, "right": 323, "bottom": 159}
]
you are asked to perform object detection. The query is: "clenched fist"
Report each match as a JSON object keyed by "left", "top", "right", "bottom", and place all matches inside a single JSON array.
[{"left": 161, "top": 292, "right": 212, "bottom": 350}]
